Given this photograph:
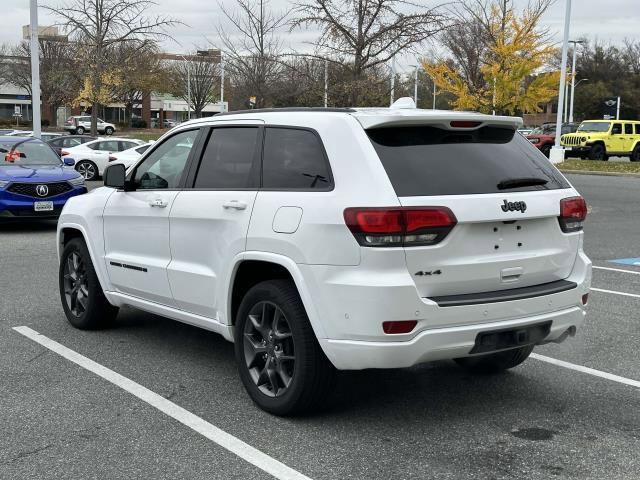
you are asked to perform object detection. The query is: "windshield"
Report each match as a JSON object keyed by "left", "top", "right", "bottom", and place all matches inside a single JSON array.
[
  {"left": 367, "top": 125, "right": 569, "bottom": 196},
  {"left": 1, "top": 138, "right": 62, "bottom": 166},
  {"left": 578, "top": 122, "right": 610, "bottom": 133}
]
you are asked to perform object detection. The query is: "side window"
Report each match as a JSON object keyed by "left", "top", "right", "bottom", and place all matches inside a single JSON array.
[
  {"left": 135, "top": 145, "right": 151, "bottom": 154},
  {"left": 119, "top": 141, "right": 137, "bottom": 151},
  {"left": 262, "top": 128, "right": 332, "bottom": 190},
  {"left": 636, "top": 124, "right": 640, "bottom": 135},
  {"left": 97, "top": 140, "right": 119, "bottom": 152},
  {"left": 134, "top": 129, "right": 198, "bottom": 189},
  {"left": 612, "top": 123, "right": 622, "bottom": 135},
  {"left": 65, "top": 138, "right": 82, "bottom": 147},
  {"left": 625, "top": 124, "right": 633, "bottom": 135},
  {"left": 193, "top": 127, "right": 259, "bottom": 189},
  {"left": 85, "top": 142, "right": 99, "bottom": 150}
]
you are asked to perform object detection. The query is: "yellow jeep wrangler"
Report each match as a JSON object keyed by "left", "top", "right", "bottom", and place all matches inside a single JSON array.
[{"left": 561, "top": 120, "right": 640, "bottom": 161}]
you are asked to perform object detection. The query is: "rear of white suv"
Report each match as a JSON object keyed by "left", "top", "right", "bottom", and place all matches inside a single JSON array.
[{"left": 56, "top": 105, "right": 590, "bottom": 416}]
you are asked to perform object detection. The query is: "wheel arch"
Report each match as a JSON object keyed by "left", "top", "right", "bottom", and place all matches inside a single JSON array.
[{"left": 227, "top": 252, "right": 328, "bottom": 341}]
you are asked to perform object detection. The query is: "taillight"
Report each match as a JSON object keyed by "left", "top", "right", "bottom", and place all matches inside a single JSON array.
[
  {"left": 344, "top": 207, "right": 457, "bottom": 247},
  {"left": 559, "top": 196, "right": 587, "bottom": 233},
  {"left": 108, "top": 155, "right": 118, "bottom": 162},
  {"left": 450, "top": 121, "right": 481, "bottom": 128},
  {"left": 60, "top": 150, "right": 70, "bottom": 156}
]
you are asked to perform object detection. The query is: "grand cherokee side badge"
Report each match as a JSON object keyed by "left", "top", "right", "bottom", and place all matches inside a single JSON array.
[{"left": 501, "top": 200, "right": 527, "bottom": 213}]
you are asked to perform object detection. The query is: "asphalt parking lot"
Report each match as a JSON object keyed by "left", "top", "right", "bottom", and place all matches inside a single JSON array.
[{"left": 1, "top": 174, "right": 639, "bottom": 480}]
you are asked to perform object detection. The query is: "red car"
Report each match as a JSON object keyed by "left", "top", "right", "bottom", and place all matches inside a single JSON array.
[{"left": 526, "top": 123, "right": 579, "bottom": 157}]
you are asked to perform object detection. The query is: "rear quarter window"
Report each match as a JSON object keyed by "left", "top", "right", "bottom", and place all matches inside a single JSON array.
[{"left": 367, "top": 125, "right": 570, "bottom": 197}]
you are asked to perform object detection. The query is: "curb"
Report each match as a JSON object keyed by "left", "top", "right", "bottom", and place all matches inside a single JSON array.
[{"left": 558, "top": 169, "right": 640, "bottom": 178}]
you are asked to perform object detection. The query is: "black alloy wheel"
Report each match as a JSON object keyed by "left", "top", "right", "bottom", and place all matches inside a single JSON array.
[{"left": 243, "top": 301, "right": 296, "bottom": 397}]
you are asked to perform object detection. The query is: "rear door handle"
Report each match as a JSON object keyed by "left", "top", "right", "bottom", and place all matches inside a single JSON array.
[
  {"left": 223, "top": 200, "right": 247, "bottom": 210},
  {"left": 149, "top": 199, "right": 168, "bottom": 208}
]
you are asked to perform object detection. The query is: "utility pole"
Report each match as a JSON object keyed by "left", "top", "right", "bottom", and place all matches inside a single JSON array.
[
  {"left": 29, "top": 0, "right": 41, "bottom": 138},
  {"left": 551, "top": 0, "right": 572, "bottom": 164},
  {"left": 569, "top": 40, "right": 585, "bottom": 123},
  {"left": 414, "top": 65, "right": 419, "bottom": 106},
  {"left": 616, "top": 96, "right": 621, "bottom": 120},
  {"left": 564, "top": 80, "right": 569, "bottom": 123},
  {"left": 220, "top": 52, "right": 225, "bottom": 111},
  {"left": 390, "top": 57, "right": 396, "bottom": 106},
  {"left": 324, "top": 59, "right": 328, "bottom": 108},
  {"left": 433, "top": 77, "right": 437, "bottom": 110}
]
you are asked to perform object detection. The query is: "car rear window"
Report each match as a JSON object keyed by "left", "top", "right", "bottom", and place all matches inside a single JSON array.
[{"left": 367, "top": 125, "right": 570, "bottom": 197}]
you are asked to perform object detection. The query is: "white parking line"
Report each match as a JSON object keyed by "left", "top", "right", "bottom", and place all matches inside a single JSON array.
[
  {"left": 12, "top": 326, "right": 312, "bottom": 480},
  {"left": 591, "top": 287, "right": 640, "bottom": 299},
  {"left": 593, "top": 266, "right": 640, "bottom": 275},
  {"left": 531, "top": 353, "right": 640, "bottom": 389}
]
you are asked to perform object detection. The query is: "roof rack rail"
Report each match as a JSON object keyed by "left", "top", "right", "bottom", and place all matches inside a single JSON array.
[{"left": 215, "top": 107, "right": 356, "bottom": 116}]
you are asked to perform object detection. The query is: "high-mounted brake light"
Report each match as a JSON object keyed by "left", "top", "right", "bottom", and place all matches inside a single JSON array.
[
  {"left": 450, "top": 121, "right": 482, "bottom": 128},
  {"left": 344, "top": 207, "right": 457, "bottom": 247},
  {"left": 559, "top": 196, "right": 587, "bottom": 233}
]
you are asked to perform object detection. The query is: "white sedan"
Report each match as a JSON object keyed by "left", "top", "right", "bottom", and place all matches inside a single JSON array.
[
  {"left": 106, "top": 142, "right": 154, "bottom": 171},
  {"left": 62, "top": 137, "right": 146, "bottom": 180}
]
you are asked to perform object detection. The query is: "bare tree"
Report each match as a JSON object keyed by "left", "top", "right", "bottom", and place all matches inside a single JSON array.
[
  {"left": 110, "top": 40, "right": 164, "bottom": 127},
  {"left": 622, "top": 38, "right": 640, "bottom": 75},
  {"left": 169, "top": 53, "right": 220, "bottom": 118},
  {"left": 7, "top": 39, "right": 80, "bottom": 125},
  {"left": 45, "top": 0, "right": 175, "bottom": 134},
  {"left": 217, "top": 0, "right": 287, "bottom": 109},
  {"left": 292, "top": 0, "right": 450, "bottom": 105}
]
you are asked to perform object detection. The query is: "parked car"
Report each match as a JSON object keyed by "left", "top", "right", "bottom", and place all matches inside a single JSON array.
[
  {"left": 57, "top": 101, "right": 591, "bottom": 415},
  {"left": 527, "top": 123, "right": 579, "bottom": 157},
  {"left": 47, "top": 135, "right": 98, "bottom": 156},
  {"left": 561, "top": 120, "right": 640, "bottom": 161},
  {"left": 518, "top": 128, "right": 533, "bottom": 136},
  {"left": 163, "top": 119, "right": 178, "bottom": 128},
  {"left": 64, "top": 116, "right": 116, "bottom": 136},
  {"left": 106, "top": 142, "right": 154, "bottom": 170},
  {"left": 61, "top": 137, "right": 146, "bottom": 180},
  {"left": 0, "top": 135, "right": 86, "bottom": 219}
]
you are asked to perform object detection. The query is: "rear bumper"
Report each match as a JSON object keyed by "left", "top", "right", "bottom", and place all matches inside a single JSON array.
[
  {"left": 320, "top": 305, "right": 584, "bottom": 369},
  {"left": 304, "top": 250, "right": 591, "bottom": 370}
]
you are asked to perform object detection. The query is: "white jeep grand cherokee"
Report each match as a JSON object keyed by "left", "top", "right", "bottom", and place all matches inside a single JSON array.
[{"left": 57, "top": 101, "right": 591, "bottom": 415}]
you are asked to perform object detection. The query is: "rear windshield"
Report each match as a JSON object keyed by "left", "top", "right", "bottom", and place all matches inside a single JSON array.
[
  {"left": 1, "top": 138, "right": 61, "bottom": 166},
  {"left": 367, "top": 126, "right": 570, "bottom": 196}
]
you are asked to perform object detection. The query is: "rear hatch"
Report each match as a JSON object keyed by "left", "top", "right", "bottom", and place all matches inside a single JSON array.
[{"left": 365, "top": 122, "right": 581, "bottom": 299}]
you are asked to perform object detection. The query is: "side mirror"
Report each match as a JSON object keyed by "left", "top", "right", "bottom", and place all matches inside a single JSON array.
[
  {"left": 104, "top": 163, "right": 126, "bottom": 189},
  {"left": 63, "top": 157, "right": 75, "bottom": 166}
]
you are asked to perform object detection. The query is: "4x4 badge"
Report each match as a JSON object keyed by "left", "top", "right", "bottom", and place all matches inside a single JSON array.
[{"left": 501, "top": 200, "right": 527, "bottom": 213}]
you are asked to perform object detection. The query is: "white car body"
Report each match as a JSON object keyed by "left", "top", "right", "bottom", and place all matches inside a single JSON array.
[
  {"left": 64, "top": 116, "right": 117, "bottom": 135},
  {"left": 62, "top": 137, "right": 146, "bottom": 179},
  {"left": 57, "top": 104, "right": 591, "bottom": 373},
  {"left": 106, "top": 142, "right": 154, "bottom": 171}
]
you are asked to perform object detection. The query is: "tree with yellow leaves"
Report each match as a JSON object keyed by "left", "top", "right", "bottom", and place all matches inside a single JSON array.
[{"left": 423, "top": 0, "right": 560, "bottom": 115}]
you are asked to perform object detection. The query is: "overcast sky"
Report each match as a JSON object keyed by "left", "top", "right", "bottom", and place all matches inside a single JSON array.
[{"left": 2, "top": 0, "right": 639, "bottom": 72}]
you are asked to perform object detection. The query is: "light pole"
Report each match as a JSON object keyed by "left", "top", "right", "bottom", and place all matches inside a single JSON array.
[
  {"left": 220, "top": 51, "right": 225, "bottom": 110},
  {"left": 324, "top": 59, "right": 328, "bottom": 108},
  {"left": 551, "top": 0, "right": 572, "bottom": 164},
  {"left": 433, "top": 77, "right": 437, "bottom": 110},
  {"left": 569, "top": 39, "right": 585, "bottom": 123},
  {"left": 390, "top": 57, "right": 396, "bottom": 106},
  {"left": 29, "top": 0, "right": 41, "bottom": 138},
  {"left": 570, "top": 78, "right": 588, "bottom": 122},
  {"left": 413, "top": 65, "right": 419, "bottom": 106},
  {"left": 177, "top": 54, "right": 191, "bottom": 120}
]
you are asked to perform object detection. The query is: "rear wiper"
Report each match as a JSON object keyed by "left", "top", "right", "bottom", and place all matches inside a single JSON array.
[{"left": 497, "top": 177, "right": 549, "bottom": 190}]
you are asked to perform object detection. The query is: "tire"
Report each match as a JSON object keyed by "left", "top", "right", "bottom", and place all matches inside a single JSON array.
[
  {"left": 631, "top": 145, "right": 640, "bottom": 162},
  {"left": 76, "top": 126, "right": 85, "bottom": 135},
  {"left": 59, "top": 238, "right": 118, "bottom": 330},
  {"left": 454, "top": 345, "right": 534, "bottom": 373},
  {"left": 588, "top": 143, "right": 606, "bottom": 161},
  {"left": 540, "top": 144, "right": 551, "bottom": 158},
  {"left": 234, "top": 279, "right": 334, "bottom": 416},
  {"left": 76, "top": 160, "right": 98, "bottom": 180},
  {"left": 104, "top": 127, "right": 114, "bottom": 136}
]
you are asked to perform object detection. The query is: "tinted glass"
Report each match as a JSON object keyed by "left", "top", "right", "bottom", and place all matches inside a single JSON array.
[
  {"left": 120, "top": 141, "right": 137, "bottom": 151},
  {"left": 611, "top": 124, "right": 622, "bottom": 135},
  {"left": 96, "top": 141, "right": 119, "bottom": 151},
  {"left": 1, "top": 138, "right": 61, "bottom": 165},
  {"left": 262, "top": 128, "right": 331, "bottom": 189},
  {"left": 578, "top": 122, "right": 610, "bottom": 133},
  {"left": 134, "top": 129, "right": 198, "bottom": 189},
  {"left": 367, "top": 126, "right": 570, "bottom": 197},
  {"left": 194, "top": 128, "right": 258, "bottom": 189},
  {"left": 136, "top": 145, "right": 151, "bottom": 154},
  {"left": 63, "top": 138, "right": 83, "bottom": 147},
  {"left": 625, "top": 124, "right": 633, "bottom": 134},
  {"left": 636, "top": 124, "right": 640, "bottom": 135},
  {"left": 49, "top": 138, "right": 64, "bottom": 147}
]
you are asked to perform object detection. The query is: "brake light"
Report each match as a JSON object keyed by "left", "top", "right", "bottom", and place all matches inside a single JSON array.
[
  {"left": 344, "top": 207, "right": 457, "bottom": 247},
  {"left": 108, "top": 155, "right": 118, "bottom": 162},
  {"left": 559, "top": 196, "right": 587, "bottom": 233},
  {"left": 5, "top": 151, "right": 20, "bottom": 162},
  {"left": 383, "top": 320, "right": 418, "bottom": 334},
  {"left": 60, "top": 150, "right": 70, "bottom": 156},
  {"left": 450, "top": 121, "right": 481, "bottom": 128}
]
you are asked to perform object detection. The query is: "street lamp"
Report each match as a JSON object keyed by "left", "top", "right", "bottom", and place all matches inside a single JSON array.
[
  {"left": 551, "top": 0, "right": 573, "bottom": 164},
  {"left": 569, "top": 39, "right": 586, "bottom": 123},
  {"left": 177, "top": 54, "right": 191, "bottom": 120},
  {"left": 409, "top": 65, "right": 419, "bottom": 106},
  {"left": 29, "top": 0, "right": 41, "bottom": 138}
]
